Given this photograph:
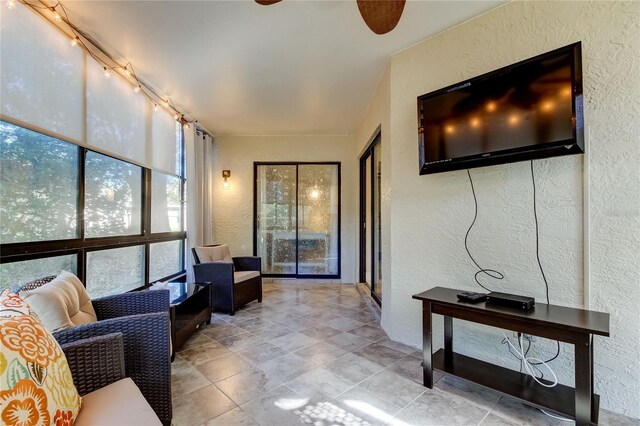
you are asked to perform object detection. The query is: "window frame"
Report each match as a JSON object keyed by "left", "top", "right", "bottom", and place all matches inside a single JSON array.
[{"left": 0, "top": 119, "right": 186, "bottom": 291}]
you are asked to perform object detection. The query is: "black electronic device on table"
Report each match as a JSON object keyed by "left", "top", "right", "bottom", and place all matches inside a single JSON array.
[
  {"left": 486, "top": 292, "right": 535, "bottom": 311},
  {"left": 456, "top": 291, "right": 487, "bottom": 303}
]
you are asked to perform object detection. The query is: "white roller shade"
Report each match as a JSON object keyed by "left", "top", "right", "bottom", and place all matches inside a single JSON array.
[
  {"left": 2, "top": 4, "right": 182, "bottom": 174},
  {"left": 152, "top": 109, "right": 178, "bottom": 174},
  {"left": 86, "top": 59, "right": 149, "bottom": 165},
  {"left": 0, "top": 5, "right": 83, "bottom": 141}
]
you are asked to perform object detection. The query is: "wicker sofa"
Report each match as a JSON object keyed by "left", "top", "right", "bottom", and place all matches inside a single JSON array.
[
  {"left": 62, "top": 332, "right": 162, "bottom": 425},
  {"left": 16, "top": 279, "right": 172, "bottom": 425},
  {"left": 192, "top": 244, "right": 262, "bottom": 315}
]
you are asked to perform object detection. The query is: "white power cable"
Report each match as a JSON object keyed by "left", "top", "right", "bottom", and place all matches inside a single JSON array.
[
  {"left": 502, "top": 331, "right": 558, "bottom": 388},
  {"left": 503, "top": 332, "right": 576, "bottom": 422},
  {"left": 539, "top": 409, "right": 574, "bottom": 422}
]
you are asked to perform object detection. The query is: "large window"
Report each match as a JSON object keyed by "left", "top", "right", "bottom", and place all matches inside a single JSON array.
[
  {"left": 0, "top": 122, "right": 79, "bottom": 243},
  {"left": 0, "top": 121, "right": 186, "bottom": 293}
]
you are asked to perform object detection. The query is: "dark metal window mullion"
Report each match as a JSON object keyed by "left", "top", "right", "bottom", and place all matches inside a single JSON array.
[{"left": 78, "top": 146, "right": 87, "bottom": 284}]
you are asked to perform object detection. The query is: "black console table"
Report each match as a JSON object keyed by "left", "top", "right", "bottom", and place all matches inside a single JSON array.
[{"left": 413, "top": 287, "right": 609, "bottom": 425}]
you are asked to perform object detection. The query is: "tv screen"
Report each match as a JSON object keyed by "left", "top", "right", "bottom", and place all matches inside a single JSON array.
[{"left": 418, "top": 42, "right": 584, "bottom": 175}]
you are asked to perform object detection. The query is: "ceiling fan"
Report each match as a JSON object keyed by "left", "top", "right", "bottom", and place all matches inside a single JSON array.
[{"left": 256, "top": 0, "right": 406, "bottom": 35}]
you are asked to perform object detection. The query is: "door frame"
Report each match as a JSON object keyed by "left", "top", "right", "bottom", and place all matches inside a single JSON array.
[
  {"left": 359, "top": 127, "right": 382, "bottom": 306},
  {"left": 253, "top": 161, "right": 341, "bottom": 279}
]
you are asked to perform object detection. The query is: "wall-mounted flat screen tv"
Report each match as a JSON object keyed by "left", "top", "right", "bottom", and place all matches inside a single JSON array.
[{"left": 418, "top": 42, "right": 584, "bottom": 175}]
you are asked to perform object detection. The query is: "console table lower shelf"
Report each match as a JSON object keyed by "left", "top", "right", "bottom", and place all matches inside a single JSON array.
[{"left": 432, "top": 349, "right": 599, "bottom": 421}]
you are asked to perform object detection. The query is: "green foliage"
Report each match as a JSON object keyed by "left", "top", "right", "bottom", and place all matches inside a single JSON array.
[{"left": 0, "top": 122, "right": 78, "bottom": 243}]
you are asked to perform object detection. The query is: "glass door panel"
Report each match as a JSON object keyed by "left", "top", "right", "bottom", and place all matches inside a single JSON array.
[
  {"left": 256, "top": 165, "right": 297, "bottom": 274},
  {"left": 298, "top": 164, "right": 340, "bottom": 276},
  {"left": 372, "top": 142, "right": 382, "bottom": 300},
  {"left": 359, "top": 133, "right": 382, "bottom": 306},
  {"left": 364, "top": 157, "right": 372, "bottom": 286}
]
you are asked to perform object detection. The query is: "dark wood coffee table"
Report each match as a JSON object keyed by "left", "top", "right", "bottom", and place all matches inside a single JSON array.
[{"left": 152, "top": 282, "right": 211, "bottom": 360}]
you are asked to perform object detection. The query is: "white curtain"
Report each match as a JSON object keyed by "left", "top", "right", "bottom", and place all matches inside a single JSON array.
[{"left": 185, "top": 126, "right": 214, "bottom": 281}]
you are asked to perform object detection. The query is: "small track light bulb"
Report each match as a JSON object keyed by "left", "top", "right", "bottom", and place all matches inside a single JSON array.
[
  {"left": 103, "top": 67, "right": 111, "bottom": 79},
  {"left": 7, "top": 0, "right": 16, "bottom": 10},
  {"left": 134, "top": 86, "right": 141, "bottom": 93},
  {"left": 153, "top": 104, "right": 159, "bottom": 112},
  {"left": 71, "top": 37, "right": 79, "bottom": 47}
]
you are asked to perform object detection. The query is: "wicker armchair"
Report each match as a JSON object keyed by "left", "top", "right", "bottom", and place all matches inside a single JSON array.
[
  {"left": 16, "top": 280, "right": 172, "bottom": 425},
  {"left": 62, "top": 333, "right": 127, "bottom": 397},
  {"left": 61, "top": 333, "right": 162, "bottom": 425},
  {"left": 192, "top": 244, "right": 262, "bottom": 315}
]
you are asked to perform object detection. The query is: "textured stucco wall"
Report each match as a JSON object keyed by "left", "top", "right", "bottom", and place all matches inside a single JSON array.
[
  {"left": 211, "top": 134, "right": 357, "bottom": 283},
  {"left": 384, "top": 0, "right": 640, "bottom": 417},
  {"left": 355, "top": 64, "right": 393, "bottom": 330}
]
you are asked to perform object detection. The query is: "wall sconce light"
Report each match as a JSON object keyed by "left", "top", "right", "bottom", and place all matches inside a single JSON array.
[{"left": 222, "top": 170, "right": 231, "bottom": 190}]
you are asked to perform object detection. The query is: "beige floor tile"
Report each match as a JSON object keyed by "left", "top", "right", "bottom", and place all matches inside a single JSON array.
[
  {"left": 203, "top": 407, "right": 258, "bottom": 425},
  {"left": 196, "top": 353, "right": 253, "bottom": 383},
  {"left": 172, "top": 384, "right": 236, "bottom": 426},
  {"left": 295, "top": 341, "right": 348, "bottom": 366},
  {"left": 216, "top": 368, "right": 285, "bottom": 405},
  {"left": 286, "top": 368, "right": 355, "bottom": 400}
]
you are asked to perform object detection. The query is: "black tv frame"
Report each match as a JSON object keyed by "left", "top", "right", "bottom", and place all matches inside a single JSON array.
[{"left": 417, "top": 42, "right": 584, "bottom": 175}]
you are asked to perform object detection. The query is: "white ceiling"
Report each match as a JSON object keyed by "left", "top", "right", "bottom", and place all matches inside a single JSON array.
[{"left": 62, "top": 0, "right": 504, "bottom": 136}]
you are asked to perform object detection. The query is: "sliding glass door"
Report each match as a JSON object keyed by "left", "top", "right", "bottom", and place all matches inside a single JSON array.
[
  {"left": 359, "top": 133, "right": 382, "bottom": 305},
  {"left": 254, "top": 163, "right": 340, "bottom": 278}
]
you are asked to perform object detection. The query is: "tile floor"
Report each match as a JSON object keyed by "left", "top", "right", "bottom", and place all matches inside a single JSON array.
[{"left": 171, "top": 283, "right": 638, "bottom": 426}]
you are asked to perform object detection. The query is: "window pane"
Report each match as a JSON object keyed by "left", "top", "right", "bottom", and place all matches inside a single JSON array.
[
  {"left": 85, "top": 152, "right": 142, "bottom": 237},
  {"left": 0, "top": 255, "right": 77, "bottom": 291},
  {"left": 1, "top": 122, "right": 78, "bottom": 243},
  {"left": 149, "top": 240, "right": 183, "bottom": 282},
  {"left": 151, "top": 172, "right": 182, "bottom": 233},
  {"left": 86, "top": 245, "right": 144, "bottom": 297}
]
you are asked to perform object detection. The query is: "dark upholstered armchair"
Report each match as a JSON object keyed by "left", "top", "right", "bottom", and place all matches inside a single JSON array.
[
  {"left": 192, "top": 244, "right": 262, "bottom": 315},
  {"left": 61, "top": 333, "right": 163, "bottom": 425},
  {"left": 16, "top": 279, "right": 172, "bottom": 425}
]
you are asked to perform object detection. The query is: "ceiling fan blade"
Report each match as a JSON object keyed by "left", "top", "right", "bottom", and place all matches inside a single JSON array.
[
  {"left": 357, "top": 0, "right": 406, "bottom": 35},
  {"left": 256, "top": 0, "right": 282, "bottom": 5}
]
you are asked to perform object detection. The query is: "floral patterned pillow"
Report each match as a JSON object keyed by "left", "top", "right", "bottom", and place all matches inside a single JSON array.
[{"left": 0, "top": 290, "right": 81, "bottom": 426}]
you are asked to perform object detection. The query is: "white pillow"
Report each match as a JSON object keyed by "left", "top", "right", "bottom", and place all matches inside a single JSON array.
[
  {"left": 20, "top": 271, "right": 97, "bottom": 332},
  {"left": 194, "top": 244, "right": 233, "bottom": 263}
]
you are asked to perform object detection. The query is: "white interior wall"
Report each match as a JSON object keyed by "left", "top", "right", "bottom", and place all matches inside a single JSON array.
[
  {"left": 355, "top": 65, "right": 392, "bottom": 329},
  {"left": 210, "top": 135, "right": 357, "bottom": 283},
  {"left": 376, "top": 1, "right": 639, "bottom": 417}
]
